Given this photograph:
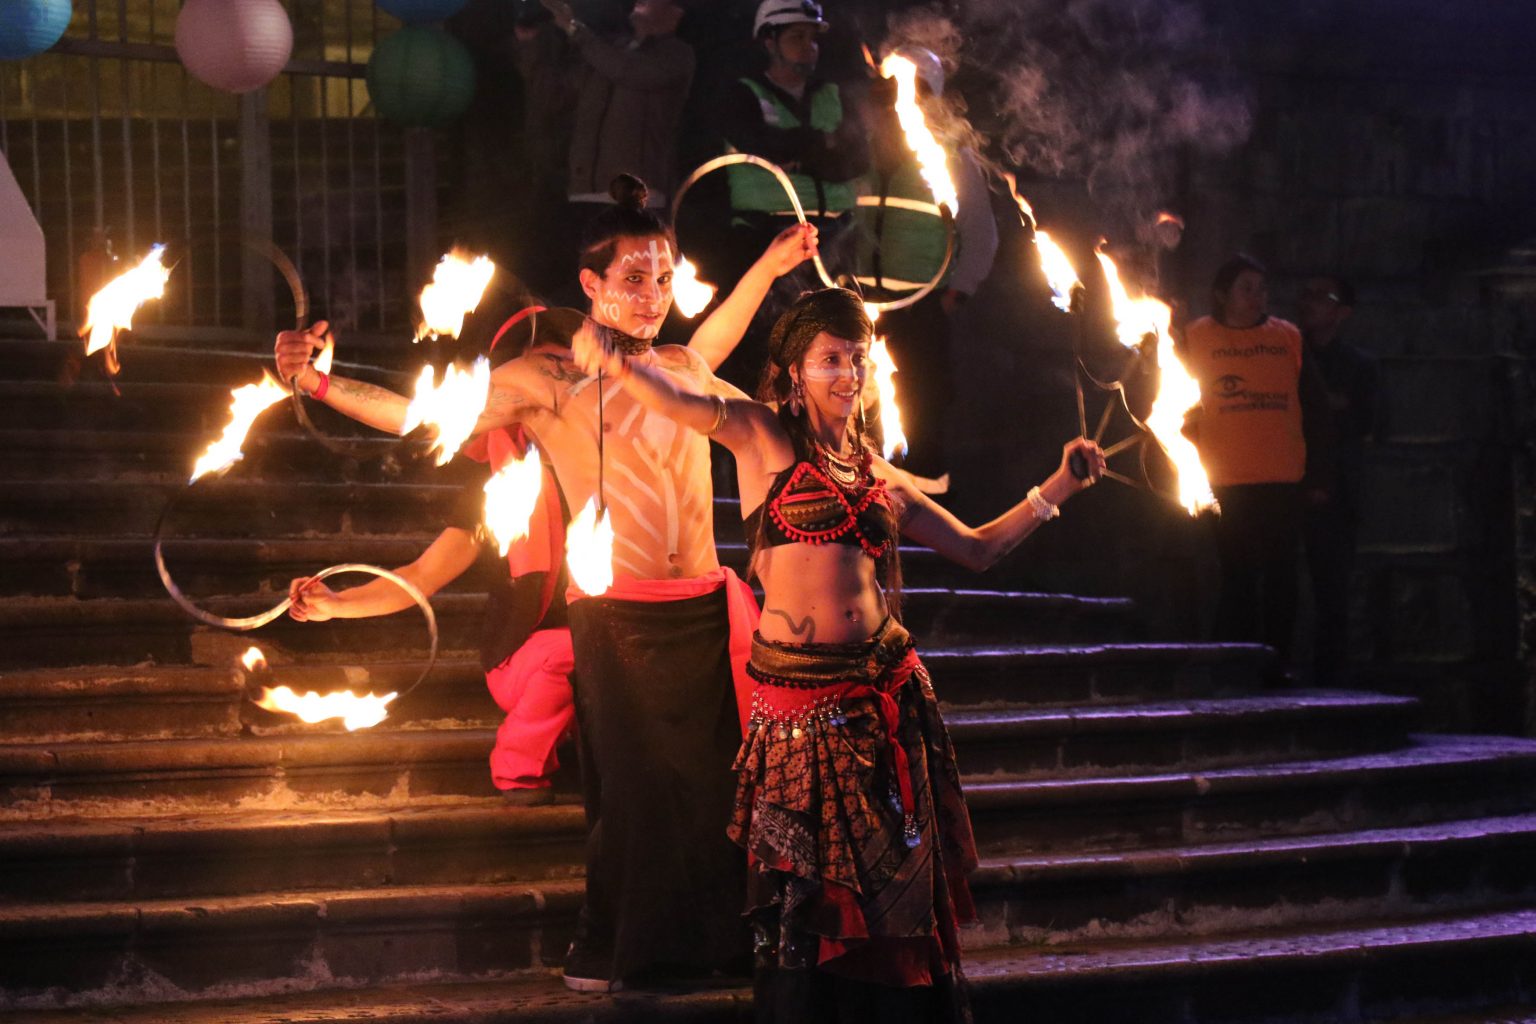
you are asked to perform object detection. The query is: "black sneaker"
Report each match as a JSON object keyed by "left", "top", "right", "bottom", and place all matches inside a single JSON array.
[{"left": 563, "top": 938, "right": 622, "bottom": 993}]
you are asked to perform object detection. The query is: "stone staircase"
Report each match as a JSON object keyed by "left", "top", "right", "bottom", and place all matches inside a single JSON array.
[{"left": 3, "top": 335, "right": 1536, "bottom": 1023}]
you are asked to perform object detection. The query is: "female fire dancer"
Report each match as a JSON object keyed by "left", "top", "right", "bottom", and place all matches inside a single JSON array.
[
  {"left": 275, "top": 174, "right": 816, "bottom": 992},
  {"left": 573, "top": 286, "right": 1105, "bottom": 1021}
]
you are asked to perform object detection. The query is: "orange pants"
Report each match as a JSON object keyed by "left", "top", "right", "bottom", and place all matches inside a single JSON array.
[{"left": 485, "top": 628, "right": 577, "bottom": 791}]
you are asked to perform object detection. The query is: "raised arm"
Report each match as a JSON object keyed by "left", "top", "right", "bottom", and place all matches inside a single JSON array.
[
  {"left": 287, "top": 527, "right": 481, "bottom": 622},
  {"left": 883, "top": 438, "right": 1104, "bottom": 572},
  {"left": 688, "top": 223, "right": 818, "bottom": 371}
]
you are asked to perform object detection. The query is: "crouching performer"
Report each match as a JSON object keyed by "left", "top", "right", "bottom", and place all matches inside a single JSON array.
[{"left": 575, "top": 287, "right": 1104, "bottom": 1022}]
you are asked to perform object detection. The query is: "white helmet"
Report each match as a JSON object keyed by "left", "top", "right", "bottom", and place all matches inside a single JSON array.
[
  {"left": 754, "top": 0, "right": 829, "bottom": 38},
  {"left": 891, "top": 44, "right": 944, "bottom": 95}
]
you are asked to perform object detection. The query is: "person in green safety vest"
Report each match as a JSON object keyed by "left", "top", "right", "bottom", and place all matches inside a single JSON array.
[{"left": 706, "top": 0, "right": 871, "bottom": 390}]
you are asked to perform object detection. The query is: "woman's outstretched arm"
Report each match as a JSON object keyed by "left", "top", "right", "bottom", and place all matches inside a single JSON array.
[{"left": 881, "top": 438, "right": 1105, "bottom": 572}]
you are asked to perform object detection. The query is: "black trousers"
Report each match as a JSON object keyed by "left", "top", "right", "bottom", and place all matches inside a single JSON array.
[
  {"left": 566, "top": 590, "right": 749, "bottom": 980},
  {"left": 1211, "top": 483, "right": 1303, "bottom": 667}
]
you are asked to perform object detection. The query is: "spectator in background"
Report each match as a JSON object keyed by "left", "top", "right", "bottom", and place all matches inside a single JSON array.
[
  {"left": 1297, "top": 274, "right": 1377, "bottom": 685},
  {"left": 1180, "top": 255, "right": 1333, "bottom": 678},
  {"left": 522, "top": 0, "right": 695, "bottom": 302},
  {"left": 709, "top": 0, "right": 871, "bottom": 389},
  {"left": 853, "top": 44, "right": 997, "bottom": 482}
]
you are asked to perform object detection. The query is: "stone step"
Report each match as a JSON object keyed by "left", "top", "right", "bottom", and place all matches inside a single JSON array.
[
  {"left": 0, "top": 533, "right": 1023, "bottom": 602},
  {"left": 0, "top": 428, "right": 409, "bottom": 483},
  {"left": 0, "top": 729, "right": 503, "bottom": 815},
  {"left": 962, "top": 735, "right": 1536, "bottom": 854},
  {"left": 0, "top": 478, "right": 467, "bottom": 539},
  {"left": 0, "top": 651, "right": 1406, "bottom": 777},
  {"left": 0, "top": 643, "right": 1266, "bottom": 746},
  {"left": 0, "top": 590, "right": 1140, "bottom": 669},
  {"left": 0, "top": 880, "right": 584, "bottom": 1010},
  {"left": 970, "top": 811, "right": 1536, "bottom": 945},
  {"left": 11, "top": 792, "right": 1530, "bottom": 937},
  {"left": 0, "top": 802, "right": 587, "bottom": 903},
  {"left": 8, "top": 907, "right": 1536, "bottom": 1021},
  {"left": 1, "top": 483, "right": 766, "bottom": 541},
  {"left": 0, "top": 337, "right": 421, "bottom": 386},
  {"left": 944, "top": 691, "right": 1418, "bottom": 778}
]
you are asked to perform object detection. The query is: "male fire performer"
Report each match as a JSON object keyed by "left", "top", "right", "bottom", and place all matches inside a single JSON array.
[{"left": 274, "top": 199, "right": 816, "bottom": 991}]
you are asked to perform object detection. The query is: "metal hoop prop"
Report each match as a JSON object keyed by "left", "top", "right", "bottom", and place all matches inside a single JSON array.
[
  {"left": 670, "top": 153, "right": 957, "bottom": 314},
  {"left": 153, "top": 474, "right": 440, "bottom": 698}
]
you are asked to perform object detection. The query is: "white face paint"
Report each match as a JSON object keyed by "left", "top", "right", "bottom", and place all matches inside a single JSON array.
[
  {"left": 797, "top": 334, "right": 869, "bottom": 419},
  {"left": 590, "top": 236, "right": 675, "bottom": 339}
]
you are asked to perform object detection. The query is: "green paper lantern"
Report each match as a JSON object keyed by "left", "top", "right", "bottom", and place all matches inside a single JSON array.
[{"left": 366, "top": 25, "right": 475, "bottom": 127}]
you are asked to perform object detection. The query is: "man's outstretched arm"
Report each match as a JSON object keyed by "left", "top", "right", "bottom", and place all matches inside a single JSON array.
[{"left": 275, "top": 320, "right": 539, "bottom": 436}]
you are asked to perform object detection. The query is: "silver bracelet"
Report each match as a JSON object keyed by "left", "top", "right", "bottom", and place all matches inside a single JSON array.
[
  {"left": 705, "top": 394, "right": 728, "bottom": 435},
  {"left": 1026, "top": 485, "right": 1059, "bottom": 522}
]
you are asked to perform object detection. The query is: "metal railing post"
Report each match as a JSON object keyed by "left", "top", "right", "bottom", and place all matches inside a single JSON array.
[{"left": 240, "top": 88, "right": 274, "bottom": 334}]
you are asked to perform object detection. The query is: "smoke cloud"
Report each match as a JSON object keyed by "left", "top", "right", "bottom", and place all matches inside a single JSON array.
[{"left": 881, "top": 0, "right": 1252, "bottom": 229}]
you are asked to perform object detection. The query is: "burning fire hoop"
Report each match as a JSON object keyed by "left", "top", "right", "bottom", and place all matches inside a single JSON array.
[
  {"left": 154, "top": 484, "right": 440, "bottom": 708},
  {"left": 669, "top": 153, "right": 956, "bottom": 315},
  {"left": 153, "top": 362, "right": 441, "bottom": 713}
]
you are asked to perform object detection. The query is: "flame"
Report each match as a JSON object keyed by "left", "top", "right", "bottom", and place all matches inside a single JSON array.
[
  {"left": 1094, "top": 244, "right": 1160, "bottom": 350},
  {"left": 861, "top": 42, "right": 878, "bottom": 73},
  {"left": 1001, "top": 171, "right": 1035, "bottom": 227},
  {"left": 240, "top": 646, "right": 267, "bottom": 672},
  {"left": 672, "top": 256, "right": 716, "bottom": 319},
  {"left": 1094, "top": 248, "right": 1214, "bottom": 515},
  {"left": 869, "top": 337, "right": 907, "bottom": 461},
  {"left": 879, "top": 54, "right": 957, "bottom": 213},
  {"left": 255, "top": 685, "right": 398, "bottom": 731},
  {"left": 483, "top": 445, "right": 544, "bottom": 556},
  {"left": 1001, "top": 172, "right": 1080, "bottom": 312},
  {"left": 416, "top": 253, "right": 496, "bottom": 341},
  {"left": 81, "top": 244, "right": 171, "bottom": 365},
  {"left": 313, "top": 332, "right": 335, "bottom": 376},
  {"left": 190, "top": 373, "right": 290, "bottom": 483},
  {"left": 565, "top": 498, "right": 614, "bottom": 596},
  {"left": 1034, "top": 229, "right": 1081, "bottom": 313},
  {"left": 401, "top": 357, "right": 492, "bottom": 466}
]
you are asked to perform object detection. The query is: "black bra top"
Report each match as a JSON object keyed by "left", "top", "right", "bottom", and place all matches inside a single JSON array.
[{"left": 742, "top": 458, "right": 897, "bottom": 560}]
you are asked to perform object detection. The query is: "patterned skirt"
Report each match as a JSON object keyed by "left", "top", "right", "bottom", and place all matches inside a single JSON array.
[{"left": 729, "top": 619, "right": 977, "bottom": 1023}]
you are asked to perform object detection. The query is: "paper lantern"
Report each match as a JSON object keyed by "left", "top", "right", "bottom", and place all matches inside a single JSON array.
[
  {"left": 175, "top": 0, "right": 293, "bottom": 94},
  {"left": 0, "top": 0, "right": 72, "bottom": 60},
  {"left": 366, "top": 26, "right": 475, "bottom": 128},
  {"left": 375, "top": 0, "right": 469, "bottom": 25}
]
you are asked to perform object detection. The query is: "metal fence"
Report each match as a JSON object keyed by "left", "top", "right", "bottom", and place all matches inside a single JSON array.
[{"left": 0, "top": 0, "right": 428, "bottom": 339}]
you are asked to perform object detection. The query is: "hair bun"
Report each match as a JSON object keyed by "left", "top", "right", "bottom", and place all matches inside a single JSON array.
[{"left": 609, "top": 173, "right": 649, "bottom": 212}]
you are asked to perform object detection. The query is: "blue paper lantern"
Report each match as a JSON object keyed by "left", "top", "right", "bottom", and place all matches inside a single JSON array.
[
  {"left": 375, "top": 0, "right": 469, "bottom": 25},
  {"left": 366, "top": 25, "right": 475, "bottom": 128},
  {"left": 0, "top": 0, "right": 72, "bottom": 61}
]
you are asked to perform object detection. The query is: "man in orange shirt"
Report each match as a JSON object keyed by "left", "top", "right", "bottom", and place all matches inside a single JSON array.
[{"left": 1181, "top": 255, "right": 1332, "bottom": 675}]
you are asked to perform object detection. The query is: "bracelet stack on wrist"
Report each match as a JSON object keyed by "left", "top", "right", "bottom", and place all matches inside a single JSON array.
[{"left": 1026, "top": 485, "right": 1059, "bottom": 522}]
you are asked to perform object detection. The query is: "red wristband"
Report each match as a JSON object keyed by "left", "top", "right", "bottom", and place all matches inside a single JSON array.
[{"left": 309, "top": 370, "right": 330, "bottom": 401}]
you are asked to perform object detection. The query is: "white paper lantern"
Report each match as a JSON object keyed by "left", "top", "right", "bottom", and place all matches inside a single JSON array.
[{"left": 175, "top": 0, "right": 293, "bottom": 94}]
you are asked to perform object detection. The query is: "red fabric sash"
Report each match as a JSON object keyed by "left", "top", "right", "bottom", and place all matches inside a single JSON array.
[
  {"left": 753, "top": 649, "right": 921, "bottom": 842},
  {"left": 573, "top": 569, "right": 762, "bottom": 735}
]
